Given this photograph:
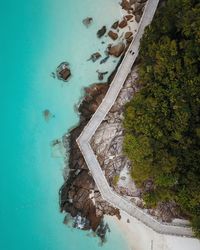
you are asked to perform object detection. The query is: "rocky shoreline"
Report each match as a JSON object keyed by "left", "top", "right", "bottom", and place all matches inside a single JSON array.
[
  {"left": 59, "top": 80, "right": 120, "bottom": 242},
  {"left": 59, "top": 0, "right": 151, "bottom": 242}
]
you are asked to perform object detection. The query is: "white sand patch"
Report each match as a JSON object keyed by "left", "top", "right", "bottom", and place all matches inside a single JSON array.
[{"left": 105, "top": 211, "right": 200, "bottom": 250}]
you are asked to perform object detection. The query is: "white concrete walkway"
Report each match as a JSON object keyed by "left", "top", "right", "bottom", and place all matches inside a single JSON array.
[{"left": 77, "top": 0, "right": 193, "bottom": 237}]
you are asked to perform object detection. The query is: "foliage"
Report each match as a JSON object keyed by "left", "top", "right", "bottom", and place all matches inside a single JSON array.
[
  {"left": 123, "top": 0, "right": 200, "bottom": 236},
  {"left": 113, "top": 175, "right": 120, "bottom": 186}
]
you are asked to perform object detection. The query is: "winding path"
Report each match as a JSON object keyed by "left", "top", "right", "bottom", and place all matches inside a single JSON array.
[{"left": 77, "top": 0, "right": 193, "bottom": 237}]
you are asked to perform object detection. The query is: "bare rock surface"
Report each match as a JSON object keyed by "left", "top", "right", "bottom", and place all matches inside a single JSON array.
[
  {"left": 91, "top": 68, "right": 139, "bottom": 191},
  {"left": 118, "top": 19, "right": 128, "bottom": 28},
  {"left": 108, "top": 30, "right": 118, "bottom": 40},
  {"left": 56, "top": 62, "right": 71, "bottom": 81},
  {"left": 60, "top": 77, "right": 121, "bottom": 241},
  {"left": 108, "top": 43, "right": 125, "bottom": 57}
]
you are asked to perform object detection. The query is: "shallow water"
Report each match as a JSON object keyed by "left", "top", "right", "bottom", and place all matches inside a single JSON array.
[{"left": 0, "top": 0, "right": 129, "bottom": 249}]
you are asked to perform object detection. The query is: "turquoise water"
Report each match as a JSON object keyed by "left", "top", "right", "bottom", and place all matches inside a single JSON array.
[{"left": 0, "top": 0, "right": 129, "bottom": 249}]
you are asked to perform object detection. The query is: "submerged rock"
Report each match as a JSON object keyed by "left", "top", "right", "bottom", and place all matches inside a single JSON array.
[
  {"left": 96, "top": 221, "right": 110, "bottom": 245},
  {"left": 59, "top": 80, "right": 121, "bottom": 240},
  {"left": 100, "top": 56, "right": 109, "bottom": 64},
  {"left": 56, "top": 62, "right": 71, "bottom": 81},
  {"left": 96, "top": 70, "right": 108, "bottom": 81},
  {"left": 51, "top": 72, "right": 56, "bottom": 78},
  {"left": 42, "top": 109, "right": 54, "bottom": 121},
  {"left": 97, "top": 26, "right": 106, "bottom": 38},
  {"left": 87, "top": 52, "right": 101, "bottom": 62},
  {"left": 82, "top": 17, "right": 93, "bottom": 27}
]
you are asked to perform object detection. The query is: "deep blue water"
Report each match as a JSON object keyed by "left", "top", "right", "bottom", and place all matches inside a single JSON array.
[{"left": 0, "top": 0, "right": 129, "bottom": 249}]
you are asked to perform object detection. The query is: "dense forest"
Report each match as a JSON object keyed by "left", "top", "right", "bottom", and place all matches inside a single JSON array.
[{"left": 123, "top": 0, "right": 200, "bottom": 236}]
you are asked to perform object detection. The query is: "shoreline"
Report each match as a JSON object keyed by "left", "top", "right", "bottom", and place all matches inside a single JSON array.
[
  {"left": 59, "top": 0, "right": 143, "bottom": 240},
  {"left": 59, "top": 0, "right": 199, "bottom": 247},
  {"left": 107, "top": 211, "right": 200, "bottom": 250}
]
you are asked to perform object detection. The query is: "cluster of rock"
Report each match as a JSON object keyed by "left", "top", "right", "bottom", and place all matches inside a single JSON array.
[
  {"left": 85, "top": 0, "right": 147, "bottom": 71},
  {"left": 60, "top": 81, "right": 120, "bottom": 241},
  {"left": 120, "top": 0, "right": 148, "bottom": 23}
]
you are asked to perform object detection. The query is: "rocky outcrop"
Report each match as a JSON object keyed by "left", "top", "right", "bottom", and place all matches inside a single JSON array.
[
  {"left": 125, "top": 14, "right": 134, "bottom": 21},
  {"left": 108, "top": 43, "right": 125, "bottom": 57},
  {"left": 118, "top": 19, "right": 128, "bottom": 28},
  {"left": 108, "top": 30, "right": 118, "bottom": 40},
  {"left": 111, "top": 21, "right": 119, "bottom": 29},
  {"left": 132, "top": 0, "right": 147, "bottom": 22},
  {"left": 119, "top": 0, "right": 147, "bottom": 23},
  {"left": 59, "top": 0, "right": 149, "bottom": 238},
  {"left": 60, "top": 80, "right": 121, "bottom": 240},
  {"left": 56, "top": 62, "right": 71, "bottom": 81},
  {"left": 120, "top": 0, "right": 132, "bottom": 11},
  {"left": 97, "top": 26, "right": 107, "bottom": 38},
  {"left": 125, "top": 31, "right": 133, "bottom": 43}
]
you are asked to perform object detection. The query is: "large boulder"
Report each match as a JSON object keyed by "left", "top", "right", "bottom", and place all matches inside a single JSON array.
[
  {"left": 135, "top": 14, "right": 142, "bottom": 23},
  {"left": 97, "top": 26, "right": 106, "bottom": 38},
  {"left": 108, "top": 30, "right": 118, "bottom": 40},
  {"left": 124, "top": 31, "right": 133, "bottom": 39},
  {"left": 108, "top": 43, "right": 125, "bottom": 57},
  {"left": 120, "top": 0, "right": 132, "bottom": 11},
  {"left": 111, "top": 21, "right": 119, "bottom": 29},
  {"left": 56, "top": 62, "right": 71, "bottom": 81},
  {"left": 125, "top": 14, "right": 133, "bottom": 21},
  {"left": 134, "top": 2, "right": 146, "bottom": 12},
  {"left": 118, "top": 19, "right": 128, "bottom": 28}
]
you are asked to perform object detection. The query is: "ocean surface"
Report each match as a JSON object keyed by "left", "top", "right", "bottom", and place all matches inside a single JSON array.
[{"left": 0, "top": 0, "right": 130, "bottom": 249}]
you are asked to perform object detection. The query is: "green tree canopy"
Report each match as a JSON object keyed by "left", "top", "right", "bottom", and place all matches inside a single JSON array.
[{"left": 123, "top": 0, "right": 200, "bottom": 236}]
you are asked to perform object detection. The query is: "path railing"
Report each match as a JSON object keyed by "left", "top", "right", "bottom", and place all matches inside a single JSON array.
[{"left": 77, "top": 0, "right": 193, "bottom": 237}]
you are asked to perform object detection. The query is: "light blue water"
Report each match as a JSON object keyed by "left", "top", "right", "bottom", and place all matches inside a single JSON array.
[{"left": 0, "top": 0, "right": 129, "bottom": 249}]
